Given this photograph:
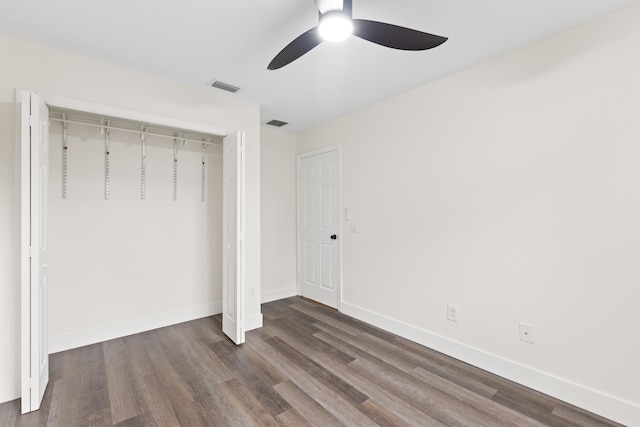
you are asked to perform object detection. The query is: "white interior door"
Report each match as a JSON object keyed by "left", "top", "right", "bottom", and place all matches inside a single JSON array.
[
  {"left": 222, "top": 131, "right": 245, "bottom": 344},
  {"left": 20, "top": 91, "right": 50, "bottom": 413},
  {"left": 297, "top": 148, "right": 340, "bottom": 308}
]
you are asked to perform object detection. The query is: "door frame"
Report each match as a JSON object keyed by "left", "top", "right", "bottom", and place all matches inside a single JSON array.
[
  {"left": 18, "top": 90, "right": 246, "bottom": 412},
  {"left": 296, "top": 145, "right": 343, "bottom": 311}
]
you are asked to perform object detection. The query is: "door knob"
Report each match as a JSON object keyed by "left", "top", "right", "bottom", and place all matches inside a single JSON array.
[{"left": 330, "top": 234, "right": 337, "bottom": 240}]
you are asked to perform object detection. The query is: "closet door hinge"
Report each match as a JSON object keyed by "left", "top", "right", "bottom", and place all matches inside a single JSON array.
[
  {"left": 28, "top": 246, "right": 33, "bottom": 258},
  {"left": 28, "top": 115, "right": 34, "bottom": 127}
]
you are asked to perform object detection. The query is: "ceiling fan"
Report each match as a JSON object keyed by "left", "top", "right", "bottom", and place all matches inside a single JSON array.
[{"left": 268, "top": 0, "right": 448, "bottom": 70}]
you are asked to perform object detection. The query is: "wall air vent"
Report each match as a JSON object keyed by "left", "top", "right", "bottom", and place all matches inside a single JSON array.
[
  {"left": 266, "top": 119, "right": 288, "bottom": 128},
  {"left": 210, "top": 80, "right": 240, "bottom": 93}
]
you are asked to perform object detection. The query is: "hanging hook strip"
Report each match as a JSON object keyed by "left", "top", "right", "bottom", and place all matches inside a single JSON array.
[
  {"left": 173, "top": 136, "right": 181, "bottom": 202},
  {"left": 104, "top": 120, "right": 111, "bottom": 200},
  {"left": 62, "top": 114, "right": 69, "bottom": 199},
  {"left": 141, "top": 125, "right": 147, "bottom": 201},
  {"left": 201, "top": 141, "right": 208, "bottom": 202}
]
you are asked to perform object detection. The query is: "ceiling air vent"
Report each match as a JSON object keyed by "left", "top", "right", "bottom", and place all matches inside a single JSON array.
[
  {"left": 210, "top": 80, "right": 240, "bottom": 93},
  {"left": 266, "top": 119, "right": 288, "bottom": 128}
]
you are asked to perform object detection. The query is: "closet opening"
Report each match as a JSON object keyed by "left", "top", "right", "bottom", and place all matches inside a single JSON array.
[{"left": 19, "top": 91, "right": 246, "bottom": 413}]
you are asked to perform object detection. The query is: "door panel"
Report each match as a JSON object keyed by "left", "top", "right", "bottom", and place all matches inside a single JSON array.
[
  {"left": 297, "top": 149, "right": 340, "bottom": 308},
  {"left": 320, "top": 243, "right": 333, "bottom": 289},
  {"left": 222, "top": 131, "right": 245, "bottom": 345},
  {"left": 321, "top": 185, "right": 333, "bottom": 228},
  {"left": 34, "top": 93, "right": 50, "bottom": 411}
]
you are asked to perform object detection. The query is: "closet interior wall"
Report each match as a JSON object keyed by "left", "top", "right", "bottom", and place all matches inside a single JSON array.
[{"left": 46, "top": 113, "right": 224, "bottom": 353}]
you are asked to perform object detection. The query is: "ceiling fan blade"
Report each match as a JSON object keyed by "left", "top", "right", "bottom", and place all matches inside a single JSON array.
[
  {"left": 268, "top": 27, "right": 323, "bottom": 70},
  {"left": 352, "top": 19, "right": 447, "bottom": 51}
]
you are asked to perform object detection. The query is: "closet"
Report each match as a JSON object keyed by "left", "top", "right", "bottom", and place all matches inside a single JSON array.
[{"left": 19, "top": 91, "right": 246, "bottom": 413}]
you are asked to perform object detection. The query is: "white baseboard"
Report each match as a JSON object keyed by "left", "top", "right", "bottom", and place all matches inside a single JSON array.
[
  {"left": 340, "top": 301, "right": 639, "bottom": 426},
  {"left": 49, "top": 301, "right": 222, "bottom": 354},
  {"left": 261, "top": 286, "right": 297, "bottom": 304},
  {"left": 245, "top": 313, "right": 263, "bottom": 332},
  {"left": 0, "top": 386, "right": 19, "bottom": 406}
]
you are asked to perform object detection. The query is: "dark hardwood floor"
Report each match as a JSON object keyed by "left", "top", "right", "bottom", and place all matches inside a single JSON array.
[{"left": 0, "top": 297, "right": 623, "bottom": 426}]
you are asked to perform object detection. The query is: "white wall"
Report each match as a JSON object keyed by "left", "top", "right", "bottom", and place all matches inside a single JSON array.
[
  {"left": 0, "top": 102, "right": 20, "bottom": 406},
  {"left": 298, "top": 3, "right": 640, "bottom": 425},
  {"left": 260, "top": 126, "right": 297, "bottom": 303},
  {"left": 0, "top": 35, "right": 261, "bottom": 403}
]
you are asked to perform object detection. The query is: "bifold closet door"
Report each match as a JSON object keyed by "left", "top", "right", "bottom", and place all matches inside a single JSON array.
[
  {"left": 222, "top": 131, "right": 246, "bottom": 345},
  {"left": 20, "top": 91, "right": 50, "bottom": 413}
]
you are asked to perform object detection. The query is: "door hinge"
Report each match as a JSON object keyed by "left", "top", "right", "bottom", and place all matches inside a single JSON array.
[
  {"left": 28, "top": 246, "right": 33, "bottom": 258},
  {"left": 28, "top": 115, "right": 34, "bottom": 127}
]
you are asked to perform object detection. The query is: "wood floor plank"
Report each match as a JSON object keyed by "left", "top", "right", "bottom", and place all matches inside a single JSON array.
[
  {"left": 411, "top": 366, "right": 545, "bottom": 427},
  {"left": 133, "top": 372, "right": 182, "bottom": 427},
  {"left": 267, "top": 336, "right": 369, "bottom": 407},
  {"left": 408, "top": 353, "right": 499, "bottom": 399},
  {"left": 4, "top": 296, "right": 624, "bottom": 427},
  {"left": 103, "top": 339, "right": 145, "bottom": 424},
  {"left": 391, "top": 333, "right": 563, "bottom": 411},
  {"left": 189, "top": 387, "right": 232, "bottom": 427},
  {"left": 492, "top": 389, "right": 578, "bottom": 427},
  {"left": 350, "top": 357, "right": 515, "bottom": 427},
  {"left": 218, "top": 378, "right": 280, "bottom": 427},
  {"left": 552, "top": 404, "right": 626, "bottom": 427},
  {"left": 270, "top": 316, "right": 356, "bottom": 365},
  {"left": 287, "top": 346, "right": 445, "bottom": 427},
  {"left": 274, "top": 407, "right": 315, "bottom": 427},
  {"left": 201, "top": 381, "right": 266, "bottom": 427},
  {"left": 288, "top": 302, "right": 360, "bottom": 337},
  {"left": 313, "top": 320, "right": 422, "bottom": 373},
  {"left": 42, "top": 376, "right": 82, "bottom": 427},
  {"left": 312, "top": 324, "right": 528, "bottom": 427},
  {"left": 113, "top": 413, "right": 152, "bottom": 427},
  {"left": 358, "top": 398, "right": 418, "bottom": 427},
  {"left": 273, "top": 380, "right": 343, "bottom": 426},
  {"left": 146, "top": 324, "right": 235, "bottom": 399},
  {"left": 319, "top": 322, "right": 500, "bottom": 403},
  {"left": 48, "top": 343, "right": 105, "bottom": 383},
  {"left": 209, "top": 337, "right": 292, "bottom": 417},
  {"left": 151, "top": 365, "right": 210, "bottom": 427},
  {"left": 0, "top": 399, "right": 18, "bottom": 427},
  {"left": 247, "top": 334, "right": 377, "bottom": 426},
  {"left": 269, "top": 316, "right": 445, "bottom": 426}
]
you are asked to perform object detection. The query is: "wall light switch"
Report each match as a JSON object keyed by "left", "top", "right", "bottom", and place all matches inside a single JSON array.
[
  {"left": 447, "top": 304, "right": 459, "bottom": 322},
  {"left": 344, "top": 208, "right": 350, "bottom": 221}
]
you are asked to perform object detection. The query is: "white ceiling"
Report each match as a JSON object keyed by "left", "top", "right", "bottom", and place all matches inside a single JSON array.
[{"left": 1, "top": 0, "right": 637, "bottom": 132}]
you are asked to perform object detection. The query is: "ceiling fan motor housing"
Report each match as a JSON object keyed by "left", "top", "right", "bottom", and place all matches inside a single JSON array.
[{"left": 315, "top": 0, "right": 351, "bottom": 15}]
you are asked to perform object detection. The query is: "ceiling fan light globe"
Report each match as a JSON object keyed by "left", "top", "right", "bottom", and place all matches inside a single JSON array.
[{"left": 318, "top": 11, "right": 353, "bottom": 42}]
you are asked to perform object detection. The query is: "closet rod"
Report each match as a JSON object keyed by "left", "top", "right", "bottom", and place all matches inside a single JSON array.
[{"left": 49, "top": 117, "right": 222, "bottom": 146}]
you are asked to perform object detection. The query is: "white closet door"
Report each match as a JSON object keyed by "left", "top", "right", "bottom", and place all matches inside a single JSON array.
[
  {"left": 222, "top": 131, "right": 246, "bottom": 345},
  {"left": 20, "top": 91, "right": 50, "bottom": 413}
]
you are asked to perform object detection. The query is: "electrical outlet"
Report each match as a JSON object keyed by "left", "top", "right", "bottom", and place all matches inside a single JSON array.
[
  {"left": 447, "top": 304, "right": 459, "bottom": 322},
  {"left": 519, "top": 323, "right": 534, "bottom": 343},
  {"left": 350, "top": 223, "right": 358, "bottom": 233},
  {"left": 250, "top": 289, "right": 256, "bottom": 298}
]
